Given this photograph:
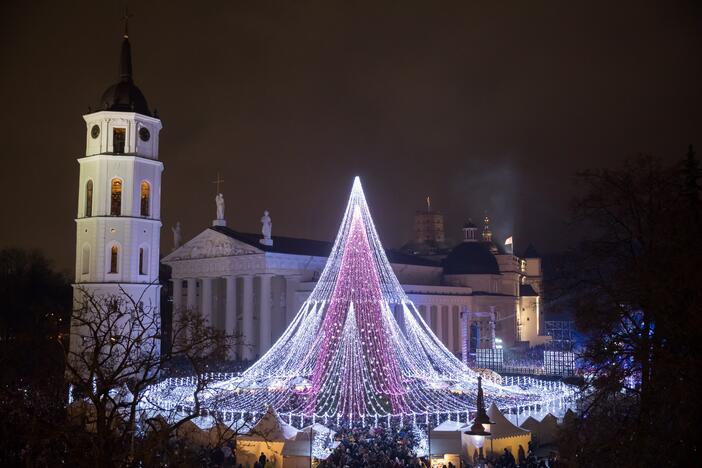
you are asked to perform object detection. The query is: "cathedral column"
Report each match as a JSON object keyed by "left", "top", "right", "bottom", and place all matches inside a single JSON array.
[
  {"left": 186, "top": 278, "right": 197, "bottom": 312},
  {"left": 258, "top": 274, "right": 273, "bottom": 357},
  {"left": 172, "top": 279, "right": 183, "bottom": 314},
  {"left": 224, "top": 276, "right": 237, "bottom": 336},
  {"left": 436, "top": 305, "right": 444, "bottom": 343},
  {"left": 200, "top": 277, "right": 213, "bottom": 324},
  {"left": 489, "top": 306, "right": 497, "bottom": 348},
  {"left": 241, "top": 275, "right": 254, "bottom": 361},
  {"left": 171, "top": 279, "right": 184, "bottom": 345},
  {"left": 447, "top": 306, "right": 455, "bottom": 353},
  {"left": 284, "top": 275, "right": 301, "bottom": 325},
  {"left": 423, "top": 305, "right": 431, "bottom": 328},
  {"left": 224, "top": 276, "right": 237, "bottom": 361},
  {"left": 461, "top": 307, "right": 470, "bottom": 364}
]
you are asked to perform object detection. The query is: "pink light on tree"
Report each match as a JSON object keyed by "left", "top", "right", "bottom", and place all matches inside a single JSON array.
[{"left": 308, "top": 205, "right": 406, "bottom": 416}]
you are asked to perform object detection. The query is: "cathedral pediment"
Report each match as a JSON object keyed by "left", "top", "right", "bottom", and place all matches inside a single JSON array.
[{"left": 163, "top": 229, "right": 263, "bottom": 262}]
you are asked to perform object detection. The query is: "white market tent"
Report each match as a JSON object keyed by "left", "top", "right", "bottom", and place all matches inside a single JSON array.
[
  {"left": 235, "top": 407, "right": 300, "bottom": 467},
  {"left": 487, "top": 402, "right": 531, "bottom": 440},
  {"left": 464, "top": 403, "right": 532, "bottom": 459},
  {"left": 429, "top": 420, "right": 465, "bottom": 456},
  {"left": 519, "top": 416, "right": 541, "bottom": 441},
  {"left": 486, "top": 402, "right": 531, "bottom": 457},
  {"left": 281, "top": 423, "right": 338, "bottom": 467},
  {"left": 537, "top": 413, "right": 559, "bottom": 445},
  {"left": 426, "top": 419, "right": 465, "bottom": 467}
]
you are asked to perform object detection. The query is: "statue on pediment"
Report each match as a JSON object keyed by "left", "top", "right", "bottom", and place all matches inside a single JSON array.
[
  {"left": 216, "top": 193, "right": 225, "bottom": 220},
  {"left": 260, "top": 210, "right": 273, "bottom": 246}
]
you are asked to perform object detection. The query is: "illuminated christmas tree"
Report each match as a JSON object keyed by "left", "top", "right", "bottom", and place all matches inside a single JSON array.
[{"left": 160, "top": 177, "right": 571, "bottom": 423}]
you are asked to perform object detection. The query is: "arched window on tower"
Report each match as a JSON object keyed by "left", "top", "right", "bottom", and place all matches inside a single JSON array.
[
  {"left": 109, "top": 245, "right": 119, "bottom": 273},
  {"left": 113, "top": 128, "right": 126, "bottom": 154},
  {"left": 85, "top": 180, "right": 93, "bottom": 217},
  {"left": 81, "top": 245, "right": 90, "bottom": 275},
  {"left": 140, "top": 181, "right": 150, "bottom": 217},
  {"left": 139, "top": 247, "right": 148, "bottom": 275},
  {"left": 111, "top": 179, "right": 122, "bottom": 216}
]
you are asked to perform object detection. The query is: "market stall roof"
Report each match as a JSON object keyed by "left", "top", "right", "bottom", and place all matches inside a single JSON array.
[
  {"left": 487, "top": 402, "right": 531, "bottom": 439},
  {"left": 431, "top": 420, "right": 466, "bottom": 432},
  {"left": 242, "top": 406, "right": 299, "bottom": 441}
]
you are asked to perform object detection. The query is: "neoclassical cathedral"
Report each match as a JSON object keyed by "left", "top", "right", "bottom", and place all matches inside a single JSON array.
[
  {"left": 164, "top": 204, "right": 549, "bottom": 361},
  {"left": 71, "top": 28, "right": 549, "bottom": 363}
]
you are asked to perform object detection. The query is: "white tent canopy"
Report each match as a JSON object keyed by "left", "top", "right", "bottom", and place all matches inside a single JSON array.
[
  {"left": 431, "top": 420, "right": 466, "bottom": 433},
  {"left": 520, "top": 416, "right": 541, "bottom": 433},
  {"left": 487, "top": 402, "right": 531, "bottom": 439},
  {"left": 429, "top": 420, "right": 464, "bottom": 455},
  {"left": 242, "top": 406, "right": 299, "bottom": 441}
]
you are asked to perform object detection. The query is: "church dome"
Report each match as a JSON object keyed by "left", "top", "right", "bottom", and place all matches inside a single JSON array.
[
  {"left": 98, "top": 36, "right": 151, "bottom": 116},
  {"left": 443, "top": 242, "right": 500, "bottom": 275},
  {"left": 100, "top": 80, "right": 150, "bottom": 115}
]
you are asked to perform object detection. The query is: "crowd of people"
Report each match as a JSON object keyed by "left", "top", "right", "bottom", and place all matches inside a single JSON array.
[
  {"left": 315, "top": 425, "right": 563, "bottom": 468},
  {"left": 317, "top": 425, "right": 428, "bottom": 468}
]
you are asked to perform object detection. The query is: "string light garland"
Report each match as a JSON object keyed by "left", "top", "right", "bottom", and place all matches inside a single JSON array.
[{"left": 148, "top": 177, "right": 575, "bottom": 426}]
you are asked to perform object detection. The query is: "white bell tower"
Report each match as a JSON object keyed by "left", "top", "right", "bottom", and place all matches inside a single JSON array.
[{"left": 72, "top": 24, "right": 163, "bottom": 334}]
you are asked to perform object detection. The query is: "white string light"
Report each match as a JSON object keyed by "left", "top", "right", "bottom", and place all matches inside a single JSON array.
[{"left": 148, "top": 177, "right": 575, "bottom": 425}]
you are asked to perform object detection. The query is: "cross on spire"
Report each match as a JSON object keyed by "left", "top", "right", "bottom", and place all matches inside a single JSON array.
[
  {"left": 212, "top": 172, "right": 225, "bottom": 194},
  {"left": 122, "top": 7, "right": 133, "bottom": 39}
]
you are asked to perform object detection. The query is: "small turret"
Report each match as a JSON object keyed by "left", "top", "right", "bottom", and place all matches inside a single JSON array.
[{"left": 462, "top": 219, "right": 478, "bottom": 242}]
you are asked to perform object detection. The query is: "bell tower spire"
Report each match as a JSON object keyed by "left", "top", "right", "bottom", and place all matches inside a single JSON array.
[
  {"left": 122, "top": 7, "right": 133, "bottom": 38},
  {"left": 119, "top": 8, "right": 134, "bottom": 81}
]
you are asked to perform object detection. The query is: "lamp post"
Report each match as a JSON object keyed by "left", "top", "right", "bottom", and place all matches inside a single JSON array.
[
  {"left": 464, "top": 419, "right": 491, "bottom": 467},
  {"left": 464, "top": 376, "right": 495, "bottom": 466}
]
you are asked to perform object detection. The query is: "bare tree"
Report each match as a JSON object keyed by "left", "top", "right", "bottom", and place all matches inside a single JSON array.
[
  {"left": 63, "top": 286, "right": 243, "bottom": 468},
  {"left": 557, "top": 153, "right": 702, "bottom": 466}
]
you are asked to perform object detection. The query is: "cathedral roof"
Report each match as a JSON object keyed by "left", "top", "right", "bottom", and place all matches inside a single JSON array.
[
  {"left": 443, "top": 241, "right": 501, "bottom": 275},
  {"left": 210, "top": 226, "right": 439, "bottom": 267},
  {"left": 98, "top": 35, "right": 152, "bottom": 116},
  {"left": 400, "top": 239, "right": 452, "bottom": 256}
]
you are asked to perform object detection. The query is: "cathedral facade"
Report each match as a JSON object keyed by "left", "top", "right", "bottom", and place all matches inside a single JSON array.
[{"left": 163, "top": 207, "right": 549, "bottom": 362}]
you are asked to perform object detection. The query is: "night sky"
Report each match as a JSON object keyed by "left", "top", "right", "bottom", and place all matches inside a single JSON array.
[{"left": 1, "top": 1, "right": 701, "bottom": 274}]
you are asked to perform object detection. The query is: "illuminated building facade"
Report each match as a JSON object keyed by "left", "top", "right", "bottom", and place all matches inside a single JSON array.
[{"left": 163, "top": 203, "right": 548, "bottom": 361}]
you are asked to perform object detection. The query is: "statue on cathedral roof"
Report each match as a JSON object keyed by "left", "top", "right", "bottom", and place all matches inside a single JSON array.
[
  {"left": 260, "top": 210, "right": 273, "bottom": 246},
  {"left": 215, "top": 193, "right": 225, "bottom": 220}
]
